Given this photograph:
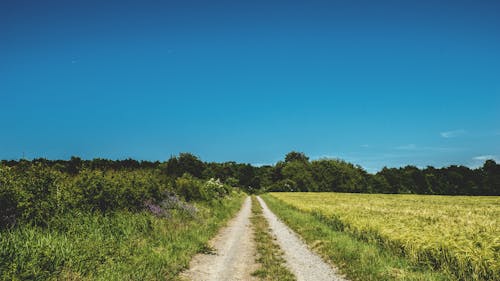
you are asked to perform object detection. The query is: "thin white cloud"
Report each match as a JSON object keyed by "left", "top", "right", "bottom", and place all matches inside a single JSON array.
[
  {"left": 470, "top": 155, "right": 498, "bottom": 168},
  {"left": 473, "top": 155, "right": 498, "bottom": 161},
  {"left": 394, "top": 144, "right": 459, "bottom": 152},
  {"left": 360, "top": 144, "right": 370, "bottom": 148},
  {"left": 440, "top": 129, "right": 466, "bottom": 138}
]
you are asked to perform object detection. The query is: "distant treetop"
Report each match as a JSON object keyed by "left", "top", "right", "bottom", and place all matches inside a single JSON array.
[{"left": 284, "top": 151, "right": 309, "bottom": 163}]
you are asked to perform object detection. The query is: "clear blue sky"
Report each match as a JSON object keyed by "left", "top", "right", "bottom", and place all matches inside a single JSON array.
[{"left": 1, "top": 0, "right": 499, "bottom": 172}]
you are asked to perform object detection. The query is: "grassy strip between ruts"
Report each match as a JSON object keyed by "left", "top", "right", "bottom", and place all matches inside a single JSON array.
[
  {"left": 250, "top": 196, "right": 296, "bottom": 281},
  {"left": 0, "top": 193, "right": 245, "bottom": 281},
  {"left": 261, "top": 194, "right": 452, "bottom": 281}
]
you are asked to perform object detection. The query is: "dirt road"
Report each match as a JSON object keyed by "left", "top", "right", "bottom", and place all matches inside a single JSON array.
[
  {"left": 183, "top": 196, "right": 347, "bottom": 281},
  {"left": 257, "top": 196, "right": 347, "bottom": 281},
  {"left": 181, "top": 196, "right": 257, "bottom": 281}
]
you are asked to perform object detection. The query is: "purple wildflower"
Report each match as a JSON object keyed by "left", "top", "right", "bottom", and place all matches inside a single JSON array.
[{"left": 144, "top": 200, "right": 170, "bottom": 218}]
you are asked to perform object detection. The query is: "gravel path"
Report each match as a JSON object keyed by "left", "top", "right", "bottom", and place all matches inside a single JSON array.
[
  {"left": 181, "top": 196, "right": 257, "bottom": 281},
  {"left": 257, "top": 196, "right": 348, "bottom": 281}
]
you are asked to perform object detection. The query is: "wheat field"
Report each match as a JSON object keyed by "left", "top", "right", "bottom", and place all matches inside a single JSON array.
[{"left": 270, "top": 192, "right": 500, "bottom": 281}]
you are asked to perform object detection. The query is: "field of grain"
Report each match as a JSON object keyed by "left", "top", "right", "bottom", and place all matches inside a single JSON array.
[{"left": 269, "top": 192, "right": 500, "bottom": 281}]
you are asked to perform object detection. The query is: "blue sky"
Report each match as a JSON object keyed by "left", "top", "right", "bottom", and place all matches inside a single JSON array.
[{"left": 1, "top": 0, "right": 499, "bottom": 172}]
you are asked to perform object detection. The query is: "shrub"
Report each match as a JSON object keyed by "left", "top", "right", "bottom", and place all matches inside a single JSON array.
[
  {"left": 201, "top": 178, "right": 231, "bottom": 200},
  {"left": 145, "top": 193, "right": 198, "bottom": 218},
  {"left": 175, "top": 174, "right": 231, "bottom": 201},
  {"left": 69, "top": 169, "right": 166, "bottom": 213},
  {"left": 0, "top": 166, "right": 18, "bottom": 227},
  {"left": 175, "top": 173, "right": 203, "bottom": 201}
]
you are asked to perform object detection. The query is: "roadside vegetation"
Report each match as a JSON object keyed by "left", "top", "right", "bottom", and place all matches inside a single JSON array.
[
  {"left": 261, "top": 194, "right": 452, "bottom": 281},
  {"left": 250, "top": 196, "right": 296, "bottom": 281},
  {"left": 1, "top": 152, "right": 498, "bottom": 280},
  {"left": 265, "top": 193, "right": 500, "bottom": 281},
  {"left": 0, "top": 161, "right": 244, "bottom": 280}
]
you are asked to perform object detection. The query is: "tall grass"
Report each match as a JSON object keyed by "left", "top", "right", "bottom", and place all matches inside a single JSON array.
[
  {"left": 268, "top": 192, "right": 500, "bottom": 281},
  {"left": 262, "top": 194, "right": 451, "bottom": 281},
  {"left": 0, "top": 194, "right": 245, "bottom": 281}
]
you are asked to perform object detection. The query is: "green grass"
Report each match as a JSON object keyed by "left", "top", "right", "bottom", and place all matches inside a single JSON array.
[
  {"left": 0, "top": 194, "right": 245, "bottom": 281},
  {"left": 250, "top": 196, "right": 296, "bottom": 281},
  {"left": 269, "top": 192, "right": 500, "bottom": 281},
  {"left": 261, "top": 194, "right": 452, "bottom": 281}
]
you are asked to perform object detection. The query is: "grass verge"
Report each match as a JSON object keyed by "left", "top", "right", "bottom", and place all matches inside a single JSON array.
[
  {"left": 261, "top": 194, "right": 452, "bottom": 281},
  {"left": 269, "top": 192, "right": 499, "bottom": 281},
  {"left": 0, "top": 194, "right": 245, "bottom": 281},
  {"left": 250, "top": 196, "right": 296, "bottom": 281}
]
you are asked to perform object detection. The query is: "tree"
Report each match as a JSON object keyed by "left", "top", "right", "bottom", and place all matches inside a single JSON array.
[
  {"left": 377, "top": 167, "right": 402, "bottom": 194},
  {"left": 282, "top": 161, "right": 315, "bottom": 191},
  {"left": 269, "top": 179, "right": 297, "bottom": 192},
  {"left": 237, "top": 164, "right": 256, "bottom": 191},
  {"left": 164, "top": 153, "right": 205, "bottom": 178},
  {"left": 482, "top": 160, "right": 500, "bottom": 195},
  {"left": 310, "top": 159, "right": 367, "bottom": 192},
  {"left": 284, "top": 151, "right": 309, "bottom": 163},
  {"left": 68, "top": 156, "right": 82, "bottom": 175}
]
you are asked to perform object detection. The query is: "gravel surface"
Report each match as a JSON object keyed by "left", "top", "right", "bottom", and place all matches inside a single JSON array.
[
  {"left": 181, "top": 196, "right": 257, "bottom": 281},
  {"left": 257, "top": 196, "right": 348, "bottom": 281}
]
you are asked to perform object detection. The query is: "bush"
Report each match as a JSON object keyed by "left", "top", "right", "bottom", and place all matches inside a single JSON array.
[
  {"left": 175, "top": 173, "right": 231, "bottom": 201},
  {"left": 70, "top": 169, "right": 119, "bottom": 213},
  {"left": 269, "top": 179, "right": 297, "bottom": 192},
  {"left": 145, "top": 193, "right": 198, "bottom": 218},
  {"left": 0, "top": 164, "right": 65, "bottom": 226},
  {"left": 201, "top": 178, "right": 231, "bottom": 200},
  {"left": 0, "top": 162, "right": 231, "bottom": 229},
  {"left": 175, "top": 173, "right": 203, "bottom": 201},
  {"left": 69, "top": 169, "right": 165, "bottom": 213},
  {"left": 0, "top": 166, "right": 18, "bottom": 227},
  {"left": 0, "top": 164, "right": 168, "bottom": 227}
]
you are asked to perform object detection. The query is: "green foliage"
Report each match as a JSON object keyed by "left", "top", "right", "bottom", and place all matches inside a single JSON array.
[
  {"left": 0, "top": 194, "right": 245, "bottom": 281},
  {"left": 2, "top": 151, "right": 499, "bottom": 199},
  {"left": 163, "top": 153, "right": 205, "bottom": 178},
  {"left": 0, "top": 164, "right": 64, "bottom": 227},
  {"left": 0, "top": 157, "right": 243, "bottom": 280},
  {"left": 284, "top": 151, "right": 309, "bottom": 163},
  {"left": 0, "top": 164, "right": 168, "bottom": 227},
  {"left": 262, "top": 194, "right": 451, "bottom": 281},
  {"left": 310, "top": 159, "right": 368, "bottom": 192},
  {"left": 202, "top": 177, "right": 231, "bottom": 199},
  {"left": 376, "top": 164, "right": 494, "bottom": 195},
  {"left": 269, "top": 158, "right": 369, "bottom": 193},
  {"left": 282, "top": 161, "right": 314, "bottom": 191},
  {"left": 176, "top": 173, "right": 203, "bottom": 201},
  {"left": 69, "top": 169, "right": 164, "bottom": 213},
  {"left": 266, "top": 153, "right": 499, "bottom": 195},
  {"left": 269, "top": 179, "right": 297, "bottom": 192},
  {"left": 225, "top": 177, "right": 240, "bottom": 187},
  {"left": 175, "top": 173, "right": 231, "bottom": 201},
  {"left": 0, "top": 166, "right": 18, "bottom": 227}
]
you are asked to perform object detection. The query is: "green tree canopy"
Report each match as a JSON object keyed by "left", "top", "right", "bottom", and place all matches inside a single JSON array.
[{"left": 284, "top": 151, "right": 309, "bottom": 163}]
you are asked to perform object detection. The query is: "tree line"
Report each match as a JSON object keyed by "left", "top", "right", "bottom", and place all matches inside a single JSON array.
[{"left": 2, "top": 151, "right": 499, "bottom": 196}]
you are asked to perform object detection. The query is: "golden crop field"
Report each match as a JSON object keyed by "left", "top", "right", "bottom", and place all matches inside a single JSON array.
[{"left": 269, "top": 192, "right": 500, "bottom": 281}]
